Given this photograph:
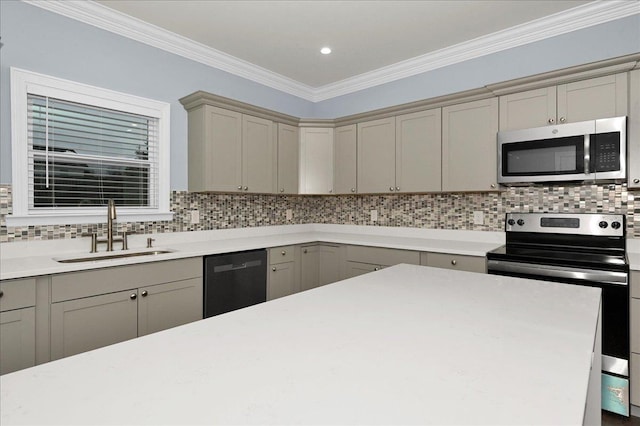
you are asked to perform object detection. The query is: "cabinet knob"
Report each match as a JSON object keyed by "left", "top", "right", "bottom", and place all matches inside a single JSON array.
[
  {"left": 490, "top": 184, "right": 496, "bottom": 188},
  {"left": 244, "top": 186, "right": 248, "bottom": 191},
  {"left": 328, "top": 189, "right": 332, "bottom": 193},
  {"left": 396, "top": 187, "right": 400, "bottom": 191},
  {"left": 634, "top": 178, "right": 639, "bottom": 184},
  {"left": 272, "top": 267, "right": 277, "bottom": 272},
  {"left": 141, "top": 290, "right": 148, "bottom": 297},
  {"left": 451, "top": 260, "right": 457, "bottom": 266},
  {"left": 281, "top": 250, "right": 286, "bottom": 256},
  {"left": 303, "top": 249, "right": 308, "bottom": 254},
  {"left": 351, "top": 188, "right": 356, "bottom": 193},
  {"left": 237, "top": 186, "right": 242, "bottom": 190},
  {"left": 374, "top": 267, "right": 379, "bottom": 271},
  {"left": 389, "top": 186, "right": 394, "bottom": 191},
  {"left": 559, "top": 117, "right": 566, "bottom": 123},
  {"left": 130, "top": 293, "right": 137, "bottom": 300},
  {"left": 280, "top": 188, "right": 284, "bottom": 193},
  {"left": 548, "top": 118, "right": 555, "bottom": 124}
]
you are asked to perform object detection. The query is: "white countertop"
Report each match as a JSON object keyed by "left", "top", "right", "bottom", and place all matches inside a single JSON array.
[
  {"left": 0, "top": 224, "right": 505, "bottom": 280},
  {"left": 0, "top": 264, "right": 601, "bottom": 425}
]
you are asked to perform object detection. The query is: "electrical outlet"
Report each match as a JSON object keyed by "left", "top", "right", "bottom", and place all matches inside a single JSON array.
[
  {"left": 286, "top": 209, "right": 293, "bottom": 221},
  {"left": 473, "top": 211, "right": 484, "bottom": 225},
  {"left": 190, "top": 210, "right": 200, "bottom": 224},
  {"left": 370, "top": 210, "right": 378, "bottom": 222}
]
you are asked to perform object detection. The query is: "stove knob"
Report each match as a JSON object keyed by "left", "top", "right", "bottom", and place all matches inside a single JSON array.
[
  {"left": 516, "top": 219, "right": 525, "bottom": 226},
  {"left": 507, "top": 219, "right": 515, "bottom": 226},
  {"left": 599, "top": 221, "right": 608, "bottom": 229},
  {"left": 611, "top": 221, "right": 621, "bottom": 229}
]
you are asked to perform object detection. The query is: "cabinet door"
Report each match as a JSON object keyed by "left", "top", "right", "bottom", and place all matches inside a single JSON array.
[
  {"left": 189, "top": 106, "right": 242, "bottom": 192},
  {"left": 50, "top": 290, "right": 138, "bottom": 360},
  {"left": 395, "top": 108, "right": 442, "bottom": 192},
  {"left": 632, "top": 353, "right": 640, "bottom": 407},
  {"left": 426, "top": 252, "right": 486, "bottom": 273},
  {"left": 557, "top": 73, "right": 628, "bottom": 124},
  {"left": 629, "top": 70, "right": 640, "bottom": 189},
  {"left": 318, "top": 244, "right": 343, "bottom": 285},
  {"left": 138, "top": 278, "right": 203, "bottom": 337},
  {"left": 0, "top": 307, "right": 35, "bottom": 375},
  {"left": 345, "top": 261, "right": 381, "bottom": 279},
  {"left": 276, "top": 123, "right": 299, "bottom": 194},
  {"left": 442, "top": 98, "right": 499, "bottom": 192},
  {"left": 243, "top": 115, "right": 275, "bottom": 193},
  {"left": 299, "top": 127, "right": 334, "bottom": 194},
  {"left": 357, "top": 117, "right": 396, "bottom": 194},
  {"left": 300, "top": 245, "right": 320, "bottom": 292},
  {"left": 334, "top": 124, "right": 357, "bottom": 194},
  {"left": 498, "top": 87, "right": 557, "bottom": 131},
  {"left": 268, "top": 261, "right": 297, "bottom": 300}
]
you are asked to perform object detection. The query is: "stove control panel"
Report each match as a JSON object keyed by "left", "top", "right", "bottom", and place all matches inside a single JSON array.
[{"left": 505, "top": 213, "right": 625, "bottom": 237}]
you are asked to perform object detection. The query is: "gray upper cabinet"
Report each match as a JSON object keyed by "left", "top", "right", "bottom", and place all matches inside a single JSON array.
[
  {"left": 187, "top": 105, "right": 275, "bottom": 193},
  {"left": 299, "top": 127, "right": 334, "bottom": 194},
  {"left": 499, "top": 73, "right": 628, "bottom": 131},
  {"left": 442, "top": 98, "right": 499, "bottom": 192},
  {"left": 629, "top": 69, "right": 640, "bottom": 189},
  {"left": 276, "top": 123, "right": 299, "bottom": 194},
  {"left": 395, "top": 109, "right": 442, "bottom": 193},
  {"left": 242, "top": 115, "right": 276, "bottom": 193},
  {"left": 334, "top": 124, "right": 357, "bottom": 194},
  {"left": 357, "top": 117, "right": 396, "bottom": 193}
]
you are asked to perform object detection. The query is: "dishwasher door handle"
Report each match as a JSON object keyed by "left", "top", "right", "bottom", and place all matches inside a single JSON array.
[{"left": 213, "top": 259, "right": 263, "bottom": 273}]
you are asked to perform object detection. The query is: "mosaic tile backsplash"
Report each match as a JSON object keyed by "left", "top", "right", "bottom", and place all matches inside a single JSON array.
[{"left": 1, "top": 183, "right": 639, "bottom": 243}]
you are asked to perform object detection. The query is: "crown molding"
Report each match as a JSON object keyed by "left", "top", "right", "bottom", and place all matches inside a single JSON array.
[{"left": 24, "top": 0, "right": 640, "bottom": 103}]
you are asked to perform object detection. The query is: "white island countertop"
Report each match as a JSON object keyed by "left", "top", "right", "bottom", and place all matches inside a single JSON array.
[
  {"left": 0, "top": 264, "right": 601, "bottom": 425},
  {"left": 0, "top": 224, "right": 505, "bottom": 280}
]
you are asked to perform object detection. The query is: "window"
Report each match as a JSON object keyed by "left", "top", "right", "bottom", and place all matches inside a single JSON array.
[{"left": 9, "top": 68, "right": 171, "bottom": 225}]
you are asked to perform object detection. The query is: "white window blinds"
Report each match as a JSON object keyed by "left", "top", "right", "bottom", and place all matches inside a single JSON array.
[{"left": 27, "top": 94, "right": 159, "bottom": 210}]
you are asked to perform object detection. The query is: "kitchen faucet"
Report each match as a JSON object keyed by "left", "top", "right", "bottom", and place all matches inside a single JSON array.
[{"left": 90, "top": 199, "right": 128, "bottom": 252}]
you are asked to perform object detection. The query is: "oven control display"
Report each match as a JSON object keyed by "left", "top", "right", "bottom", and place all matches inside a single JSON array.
[{"left": 540, "top": 217, "right": 580, "bottom": 228}]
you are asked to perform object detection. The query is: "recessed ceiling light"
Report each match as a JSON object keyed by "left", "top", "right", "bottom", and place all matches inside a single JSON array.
[{"left": 320, "top": 47, "right": 332, "bottom": 55}]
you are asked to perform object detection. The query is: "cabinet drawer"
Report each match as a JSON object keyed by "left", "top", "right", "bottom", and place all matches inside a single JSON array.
[
  {"left": 426, "top": 252, "right": 486, "bottom": 273},
  {"left": 632, "top": 353, "right": 640, "bottom": 407},
  {"left": 632, "top": 298, "right": 640, "bottom": 354},
  {"left": 0, "top": 278, "right": 36, "bottom": 312},
  {"left": 631, "top": 272, "right": 640, "bottom": 299},
  {"left": 51, "top": 257, "right": 203, "bottom": 303},
  {"left": 346, "top": 245, "right": 419, "bottom": 266},
  {"left": 269, "top": 246, "right": 295, "bottom": 264}
]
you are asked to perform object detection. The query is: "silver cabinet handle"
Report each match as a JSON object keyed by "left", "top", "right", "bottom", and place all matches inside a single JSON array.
[
  {"left": 141, "top": 290, "right": 148, "bottom": 297},
  {"left": 395, "top": 186, "right": 400, "bottom": 191},
  {"left": 389, "top": 186, "right": 394, "bottom": 191},
  {"left": 559, "top": 117, "right": 566, "bottom": 123},
  {"left": 328, "top": 189, "right": 332, "bottom": 193},
  {"left": 280, "top": 188, "right": 284, "bottom": 193},
  {"left": 303, "top": 249, "right": 308, "bottom": 254},
  {"left": 237, "top": 186, "right": 242, "bottom": 190},
  {"left": 451, "top": 260, "right": 457, "bottom": 266},
  {"left": 281, "top": 250, "right": 286, "bottom": 256},
  {"left": 272, "top": 267, "right": 276, "bottom": 272},
  {"left": 130, "top": 293, "right": 137, "bottom": 300},
  {"left": 244, "top": 186, "right": 248, "bottom": 191},
  {"left": 490, "top": 184, "right": 496, "bottom": 188},
  {"left": 548, "top": 118, "right": 555, "bottom": 124},
  {"left": 634, "top": 178, "right": 639, "bottom": 184},
  {"left": 351, "top": 188, "right": 356, "bottom": 193}
]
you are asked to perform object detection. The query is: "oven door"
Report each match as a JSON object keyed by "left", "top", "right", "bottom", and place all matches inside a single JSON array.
[{"left": 498, "top": 120, "right": 594, "bottom": 184}]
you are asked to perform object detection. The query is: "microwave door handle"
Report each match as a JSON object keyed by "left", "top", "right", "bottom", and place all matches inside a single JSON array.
[{"left": 584, "top": 134, "right": 590, "bottom": 174}]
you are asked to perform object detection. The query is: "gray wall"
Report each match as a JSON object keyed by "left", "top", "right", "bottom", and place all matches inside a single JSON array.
[{"left": 1, "top": 0, "right": 639, "bottom": 190}]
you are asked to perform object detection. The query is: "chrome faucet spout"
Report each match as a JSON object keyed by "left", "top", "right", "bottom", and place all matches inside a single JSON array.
[{"left": 107, "top": 199, "right": 116, "bottom": 251}]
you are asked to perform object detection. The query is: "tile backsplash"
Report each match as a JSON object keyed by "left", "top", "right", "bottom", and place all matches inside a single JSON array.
[{"left": 1, "top": 183, "right": 638, "bottom": 243}]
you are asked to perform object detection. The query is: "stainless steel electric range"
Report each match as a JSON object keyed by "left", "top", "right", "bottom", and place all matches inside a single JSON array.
[{"left": 487, "top": 212, "right": 630, "bottom": 416}]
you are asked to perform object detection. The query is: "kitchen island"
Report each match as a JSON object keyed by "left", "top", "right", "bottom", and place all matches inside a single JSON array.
[{"left": 0, "top": 264, "right": 601, "bottom": 425}]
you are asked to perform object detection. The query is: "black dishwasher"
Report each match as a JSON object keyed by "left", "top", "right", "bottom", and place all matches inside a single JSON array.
[{"left": 204, "top": 249, "right": 267, "bottom": 318}]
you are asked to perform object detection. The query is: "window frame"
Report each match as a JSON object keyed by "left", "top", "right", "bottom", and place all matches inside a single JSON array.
[{"left": 9, "top": 68, "right": 172, "bottom": 226}]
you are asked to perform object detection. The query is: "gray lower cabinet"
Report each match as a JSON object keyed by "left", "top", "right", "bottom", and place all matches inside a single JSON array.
[
  {"left": 300, "top": 244, "right": 344, "bottom": 291},
  {"left": 631, "top": 272, "right": 639, "bottom": 407},
  {"left": 50, "top": 258, "right": 203, "bottom": 361},
  {"left": 0, "top": 278, "right": 37, "bottom": 375},
  {"left": 268, "top": 246, "right": 297, "bottom": 300},
  {"left": 421, "top": 252, "right": 486, "bottom": 273},
  {"left": 345, "top": 245, "right": 420, "bottom": 278}
]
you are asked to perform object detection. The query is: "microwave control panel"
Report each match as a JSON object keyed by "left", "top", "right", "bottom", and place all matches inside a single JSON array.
[{"left": 592, "top": 133, "right": 620, "bottom": 172}]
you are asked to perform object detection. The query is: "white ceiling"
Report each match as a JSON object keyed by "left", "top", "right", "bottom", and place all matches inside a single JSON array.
[
  {"left": 29, "top": 0, "right": 639, "bottom": 101},
  {"left": 96, "top": 0, "right": 591, "bottom": 88}
]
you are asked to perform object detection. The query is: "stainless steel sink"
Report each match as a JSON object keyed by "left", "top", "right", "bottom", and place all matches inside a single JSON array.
[{"left": 55, "top": 249, "right": 175, "bottom": 263}]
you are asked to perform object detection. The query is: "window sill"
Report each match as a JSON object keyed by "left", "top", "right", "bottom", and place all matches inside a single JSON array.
[{"left": 5, "top": 212, "right": 175, "bottom": 227}]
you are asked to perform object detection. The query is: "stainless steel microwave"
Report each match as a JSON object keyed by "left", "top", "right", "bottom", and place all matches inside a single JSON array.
[{"left": 497, "top": 116, "right": 626, "bottom": 185}]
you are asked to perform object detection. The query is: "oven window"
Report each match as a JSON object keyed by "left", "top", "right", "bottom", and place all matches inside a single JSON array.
[{"left": 502, "top": 136, "right": 584, "bottom": 176}]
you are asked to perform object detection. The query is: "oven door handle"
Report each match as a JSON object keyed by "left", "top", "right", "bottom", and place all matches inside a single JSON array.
[{"left": 487, "top": 260, "right": 628, "bottom": 286}]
